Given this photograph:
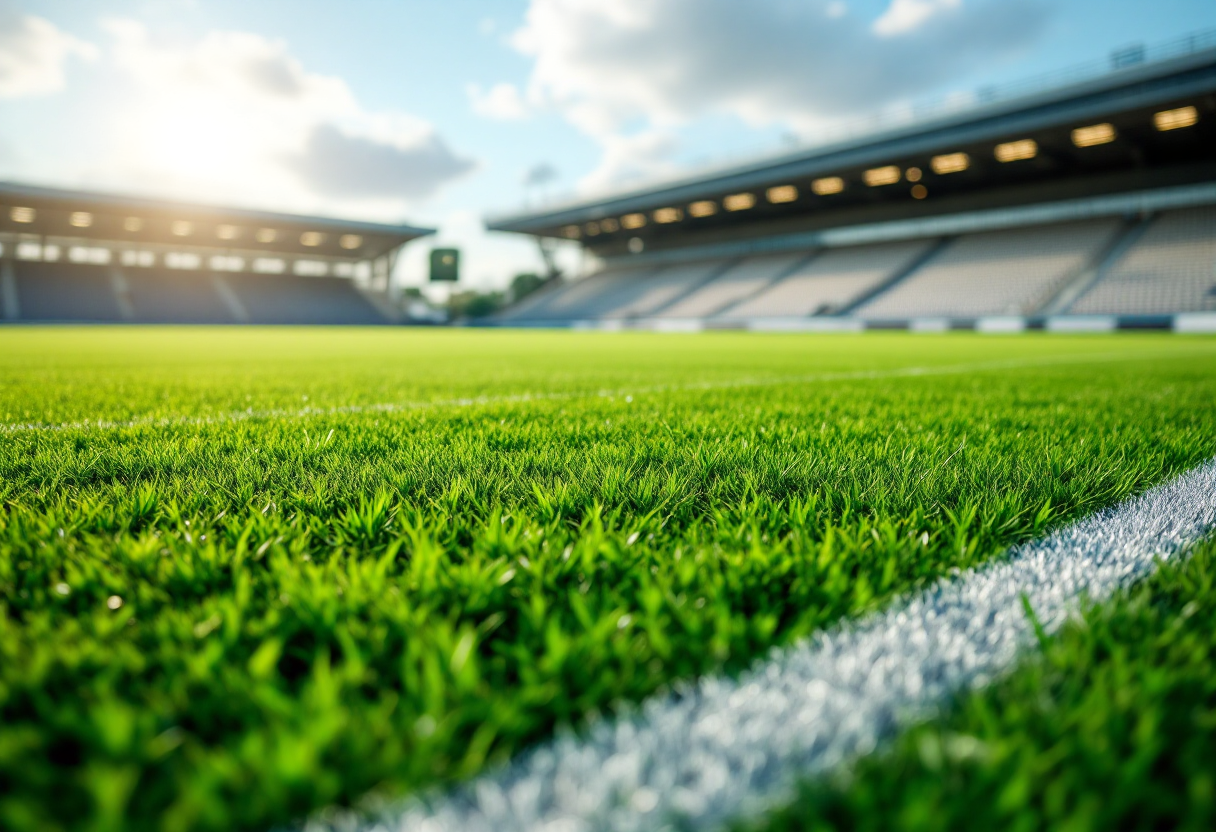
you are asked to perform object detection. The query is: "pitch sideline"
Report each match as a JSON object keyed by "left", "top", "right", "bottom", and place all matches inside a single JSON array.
[{"left": 313, "top": 456, "right": 1216, "bottom": 832}]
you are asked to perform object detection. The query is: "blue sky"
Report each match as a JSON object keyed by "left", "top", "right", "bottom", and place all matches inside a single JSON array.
[{"left": 1, "top": 0, "right": 1214, "bottom": 290}]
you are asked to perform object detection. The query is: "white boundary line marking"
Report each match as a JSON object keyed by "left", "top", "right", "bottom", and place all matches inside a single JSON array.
[
  {"left": 1, "top": 348, "right": 1202, "bottom": 436},
  {"left": 320, "top": 457, "right": 1216, "bottom": 832}
]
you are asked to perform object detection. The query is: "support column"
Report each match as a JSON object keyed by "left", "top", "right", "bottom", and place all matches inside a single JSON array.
[
  {"left": 1, "top": 256, "right": 19, "bottom": 321},
  {"left": 110, "top": 265, "right": 136, "bottom": 320}
]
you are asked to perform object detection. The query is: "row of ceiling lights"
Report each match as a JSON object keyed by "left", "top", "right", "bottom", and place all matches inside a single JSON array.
[
  {"left": 564, "top": 104, "right": 1200, "bottom": 240},
  {"left": 3, "top": 208, "right": 364, "bottom": 250}
]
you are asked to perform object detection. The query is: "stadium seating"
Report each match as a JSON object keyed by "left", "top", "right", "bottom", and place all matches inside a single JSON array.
[
  {"left": 855, "top": 220, "right": 1120, "bottom": 320},
  {"left": 226, "top": 273, "right": 386, "bottom": 325},
  {"left": 6, "top": 262, "right": 387, "bottom": 325},
  {"left": 655, "top": 253, "right": 811, "bottom": 318},
  {"left": 597, "top": 259, "right": 731, "bottom": 319},
  {"left": 14, "top": 261, "right": 125, "bottom": 322},
  {"left": 1068, "top": 208, "right": 1216, "bottom": 315},
  {"left": 124, "top": 269, "right": 236, "bottom": 323},
  {"left": 724, "top": 239, "right": 934, "bottom": 319},
  {"left": 498, "top": 265, "right": 659, "bottom": 321}
]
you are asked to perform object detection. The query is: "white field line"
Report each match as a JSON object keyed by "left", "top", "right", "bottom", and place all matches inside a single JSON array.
[
  {"left": 312, "top": 457, "right": 1216, "bottom": 832},
  {"left": 0, "top": 347, "right": 1200, "bottom": 436}
]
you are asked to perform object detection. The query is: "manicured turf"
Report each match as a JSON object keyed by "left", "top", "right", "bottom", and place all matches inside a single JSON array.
[
  {"left": 747, "top": 536, "right": 1216, "bottom": 832},
  {"left": 1, "top": 328, "right": 1214, "bottom": 832}
]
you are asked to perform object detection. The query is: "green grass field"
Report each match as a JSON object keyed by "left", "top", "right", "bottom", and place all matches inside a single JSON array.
[
  {"left": 2, "top": 328, "right": 1215, "bottom": 832},
  {"left": 746, "top": 534, "right": 1216, "bottom": 832}
]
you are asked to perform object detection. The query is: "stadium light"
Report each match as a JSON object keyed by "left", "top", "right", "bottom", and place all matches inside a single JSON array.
[
  {"left": 121, "top": 250, "right": 154, "bottom": 267},
  {"left": 864, "top": 166, "right": 901, "bottom": 186},
  {"left": 171, "top": 220, "right": 193, "bottom": 237},
  {"left": 995, "top": 139, "right": 1038, "bottom": 162},
  {"left": 689, "top": 200, "right": 717, "bottom": 217},
  {"left": 621, "top": 213, "right": 647, "bottom": 229},
  {"left": 253, "top": 257, "right": 286, "bottom": 274},
  {"left": 653, "top": 207, "right": 683, "bottom": 224},
  {"left": 1154, "top": 105, "right": 1198, "bottom": 131},
  {"left": 69, "top": 246, "right": 109, "bottom": 264},
  {"left": 766, "top": 185, "right": 798, "bottom": 204},
  {"left": 600, "top": 218, "right": 620, "bottom": 233},
  {"left": 294, "top": 260, "right": 328, "bottom": 277},
  {"left": 300, "top": 231, "right": 325, "bottom": 247},
  {"left": 584, "top": 221, "right": 601, "bottom": 236},
  {"left": 931, "top": 152, "right": 970, "bottom": 174},
  {"left": 166, "top": 252, "right": 201, "bottom": 269},
  {"left": 724, "top": 193, "right": 756, "bottom": 211},
  {"left": 124, "top": 216, "right": 143, "bottom": 232},
  {"left": 1072, "top": 123, "right": 1117, "bottom": 147},
  {"left": 340, "top": 234, "right": 363, "bottom": 249},
  {"left": 811, "top": 177, "right": 845, "bottom": 195},
  {"left": 905, "top": 168, "right": 923, "bottom": 183},
  {"left": 69, "top": 211, "right": 93, "bottom": 228},
  {"left": 10, "top": 206, "right": 35, "bottom": 223},
  {"left": 216, "top": 224, "right": 239, "bottom": 241},
  {"left": 256, "top": 228, "right": 277, "bottom": 243},
  {"left": 209, "top": 255, "right": 244, "bottom": 272},
  {"left": 561, "top": 225, "right": 581, "bottom": 239}
]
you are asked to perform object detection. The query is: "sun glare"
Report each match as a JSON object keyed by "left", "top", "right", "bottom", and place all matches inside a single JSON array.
[{"left": 141, "top": 106, "right": 239, "bottom": 176}]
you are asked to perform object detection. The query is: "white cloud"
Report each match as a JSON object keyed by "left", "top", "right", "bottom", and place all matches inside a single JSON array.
[
  {"left": 579, "top": 129, "right": 680, "bottom": 194},
  {"left": 467, "top": 81, "right": 530, "bottom": 120},
  {"left": 288, "top": 123, "right": 475, "bottom": 199},
  {"left": 91, "top": 20, "right": 472, "bottom": 216},
  {"left": 0, "top": 2, "right": 96, "bottom": 98},
  {"left": 508, "top": 0, "right": 1051, "bottom": 189},
  {"left": 874, "top": 0, "right": 963, "bottom": 35}
]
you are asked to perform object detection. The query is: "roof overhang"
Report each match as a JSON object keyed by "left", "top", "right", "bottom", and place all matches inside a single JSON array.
[
  {"left": 0, "top": 182, "right": 434, "bottom": 261},
  {"left": 487, "top": 39, "right": 1216, "bottom": 258}
]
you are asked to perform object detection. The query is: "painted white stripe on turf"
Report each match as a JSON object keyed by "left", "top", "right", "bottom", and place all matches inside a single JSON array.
[
  {"left": 313, "top": 457, "right": 1216, "bottom": 832},
  {"left": 0, "top": 348, "right": 1202, "bottom": 435}
]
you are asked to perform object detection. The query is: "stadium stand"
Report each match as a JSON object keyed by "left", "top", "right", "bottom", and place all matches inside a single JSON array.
[
  {"left": 724, "top": 240, "right": 934, "bottom": 319},
  {"left": 487, "top": 31, "right": 1216, "bottom": 330},
  {"left": 124, "top": 268, "right": 235, "bottom": 323},
  {"left": 1068, "top": 207, "right": 1216, "bottom": 315},
  {"left": 0, "top": 181, "right": 433, "bottom": 325},
  {"left": 658, "top": 253, "right": 809, "bottom": 318},
  {"left": 499, "top": 264, "right": 661, "bottom": 322},
  {"left": 855, "top": 220, "right": 1120, "bottom": 320},
  {"left": 14, "top": 261, "right": 124, "bottom": 322},
  {"left": 229, "top": 273, "right": 386, "bottom": 325},
  {"left": 598, "top": 259, "right": 732, "bottom": 319}
]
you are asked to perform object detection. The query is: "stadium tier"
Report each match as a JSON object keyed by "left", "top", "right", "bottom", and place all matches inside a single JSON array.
[
  {"left": 724, "top": 240, "right": 934, "bottom": 319},
  {"left": 12, "top": 261, "right": 125, "bottom": 322},
  {"left": 854, "top": 219, "right": 1121, "bottom": 320},
  {"left": 656, "top": 253, "right": 806, "bottom": 319},
  {"left": 0, "top": 182, "right": 433, "bottom": 325},
  {"left": 1069, "top": 206, "right": 1216, "bottom": 315},
  {"left": 123, "top": 269, "right": 236, "bottom": 323},
  {"left": 488, "top": 33, "right": 1216, "bottom": 330},
  {"left": 229, "top": 273, "right": 388, "bottom": 325}
]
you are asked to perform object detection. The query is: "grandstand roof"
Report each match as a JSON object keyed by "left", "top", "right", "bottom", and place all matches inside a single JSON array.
[
  {"left": 488, "top": 31, "right": 1216, "bottom": 259},
  {"left": 0, "top": 181, "right": 434, "bottom": 261}
]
